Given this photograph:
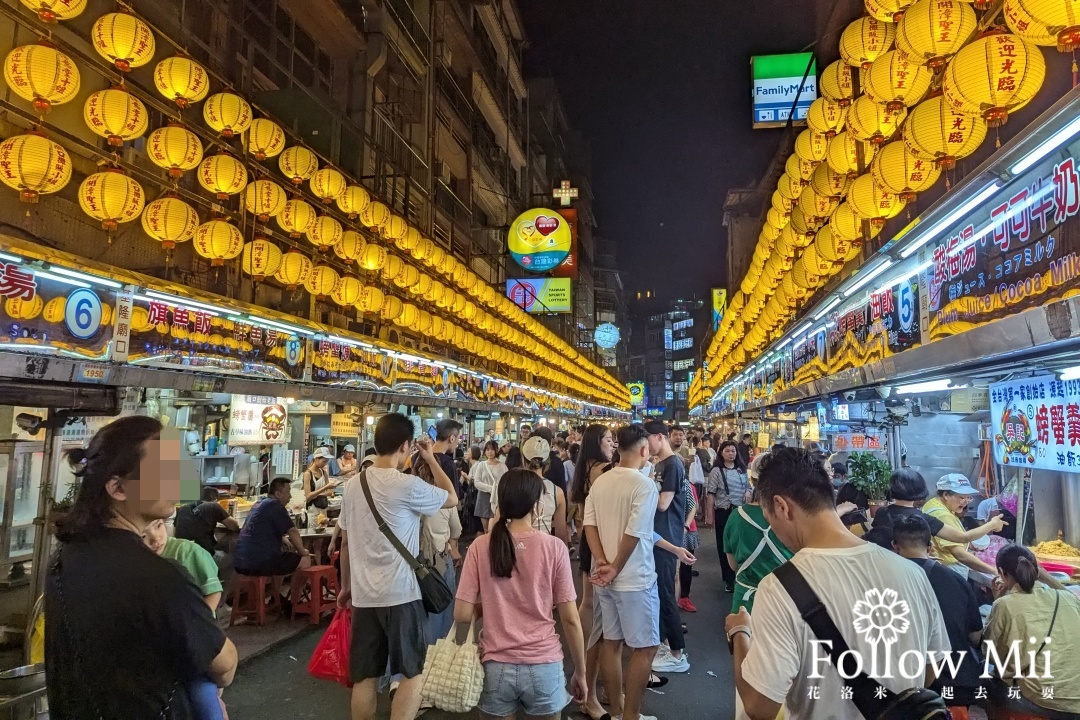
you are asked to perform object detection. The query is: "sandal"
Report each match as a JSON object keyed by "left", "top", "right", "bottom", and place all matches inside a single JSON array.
[
  {"left": 648, "top": 675, "right": 669, "bottom": 689},
  {"left": 579, "top": 707, "right": 611, "bottom": 720}
]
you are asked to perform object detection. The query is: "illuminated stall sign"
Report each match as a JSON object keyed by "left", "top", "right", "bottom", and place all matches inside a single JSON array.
[
  {"left": 0, "top": 266, "right": 114, "bottom": 359},
  {"left": 926, "top": 152, "right": 1080, "bottom": 342},
  {"left": 792, "top": 328, "right": 828, "bottom": 384},
  {"left": 129, "top": 299, "right": 307, "bottom": 380},
  {"left": 990, "top": 376, "right": 1080, "bottom": 473},
  {"left": 310, "top": 341, "right": 394, "bottom": 388},
  {"left": 827, "top": 279, "right": 921, "bottom": 374},
  {"left": 228, "top": 395, "right": 288, "bottom": 445},
  {"left": 833, "top": 433, "right": 884, "bottom": 452}
]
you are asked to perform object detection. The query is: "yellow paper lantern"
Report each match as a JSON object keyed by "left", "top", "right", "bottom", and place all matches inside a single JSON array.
[
  {"left": 806, "top": 97, "right": 848, "bottom": 138},
  {"left": 426, "top": 280, "right": 445, "bottom": 305},
  {"left": 141, "top": 195, "right": 198, "bottom": 250},
  {"left": 902, "top": 95, "right": 988, "bottom": 170},
  {"left": 244, "top": 180, "right": 287, "bottom": 222},
  {"left": 778, "top": 173, "right": 805, "bottom": 202},
  {"left": 772, "top": 189, "right": 795, "bottom": 215},
  {"left": 241, "top": 238, "right": 283, "bottom": 281},
  {"left": 334, "top": 230, "right": 367, "bottom": 264},
  {"left": 827, "top": 130, "right": 878, "bottom": 177},
  {"left": 426, "top": 245, "right": 447, "bottom": 270},
  {"left": 830, "top": 201, "right": 884, "bottom": 245},
  {"left": 382, "top": 254, "right": 404, "bottom": 282},
  {"left": 785, "top": 153, "right": 816, "bottom": 183},
  {"left": 792, "top": 253, "right": 823, "bottom": 290},
  {"left": 430, "top": 315, "right": 445, "bottom": 340},
  {"left": 330, "top": 275, "right": 363, "bottom": 306},
  {"left": 203, "top": 92, "right": 253, "bottom": 138},
  {"left": 398, "top": 226, "right": 422, "bottom": 252},
  {"left": 279, "top": 146, "right": 318, "bottom": 185},
  {"left": 384, "top": 214, "right": 409, "bottom": 240},
  {"left": 815, "top": 224, "right": 861, "bottom": 265},
  {"left": 416, "top": 310, "right": 434, "bottom": 334},
  {"left": 380, "top": 295, "right": 404, "bottom": 321},
  {"left": 20, "top": 0, "right": 86, "bottom": 23},
  {"left": 193, "top": 220, "right": 243, "bottom": 266},
  {"left": 839, "top": 17, "right": 896, "bottom": 69},
  {"left": 1004, "top": 0, "right": 1080, "bottom": 51},
  {"left": 274, "top": 251, "right": 313, "bottom": 290},
  {"left": 246, "top": 118, "right": 286, "bottom": 160},
  {"left": 798, "top": 184, "right": 840, "bottom": 220},
  {"left": 767, "top": 207, "right": 789, "bottom": 231},
  {"left": 871, "top": 140, "right": 942, "bottom": 201},
  {"left": 329, "top": 185, "right": 369, "bottom": 219},
  {"left": 359, "top": 201, "right": 391, "bottom": 229},
  {"left": 310, "top": 167, "right": 347, "bottom": 204},
  {"left": 411, "top": 272, "right": 433, "bottom": 297},
  {"left": 197, "top": 153, "right": 247, "bottom": 199},
  {"left": 396, "top": 302, "right": 420, "bottom": 328},
  {"left": 6, "top": 295, "right": 43, "bottom": 321},
  {"left": 3, "top": 44, "right": 80, "bottom": 113},
  {"left": 896, "top": 0, "right": 979, "bottom": 69},
  {"left": 305, "top": 265, "right": 339, "bottom": 299},
  {"left": 413, "top": 238, "right": 435, "bottom": 263},
  {"left": 78, "top": 170, "right": 145, "bottom": 231},
  {"left": 91, "top": 12, "right": 154, "bottom": 72},
  {"left": 847, "top": 173, "right": 907, "bottom": 219},
  {"left": 0, "top": 131, "right": 72, "bottom": 201},
  {"left": 277, "top": 199, "right": 317, "bottom": 238},
  {"left": 863, "top": 50, "right": 933, "bottom": 111},
  {"left": 819, "top": 60, "right": 855, "bottom": 107},
  {"left": 360, "top": 243, "right": 388, "bottom": 271},
  {"left": 357, "top": 285, "right": 385, "bottom": 314},
  {"left": 83, "top": 88, "right": 148, "bottom": 147},
  {"left": 306, "top": 215, "right": 343, "bottom": 252},
  {"left": 451, "top": 292, "right": 467, "bottom": 314},
  {"left": 794, "top": 129, "right": 829, "bottom": 165},
  {"left": 846, "top": 95, "right": 906, "bottom": 145},
  {"left": 942, "top": 33, "right": 1045, "bottom": 127},
  {"left": 394, "top": 264, "right": 420, "bottom": 290},
  {"left": 865, "top": 0, "right": 915, "bottom": 22},
  {"left": 154, "top": 56, "right": 210, "bottom": 108},
  {"left": 42, "top": 296, "right": 65, "bottom": 323},
  {"left": 811, "top": 162, "right": 851, "bottom": 198},
  {"left": 147, "top": 124, "right": 204, "bottom": 179}
]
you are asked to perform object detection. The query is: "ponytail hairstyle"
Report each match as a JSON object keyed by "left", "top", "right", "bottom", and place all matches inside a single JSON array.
[
  {"left": 996, "top": 543, "right": 1040, "bottom": 593},
  {"left": 490, "top": 468, "right": 544, "bottom": 578},
  {"left": 57, "top": 415, "right": 164, "bottom": 542}
]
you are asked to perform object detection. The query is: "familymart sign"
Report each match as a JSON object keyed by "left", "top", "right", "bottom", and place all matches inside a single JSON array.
[{"left": 751, "top": 52, "right": 816, "bottom": 129}]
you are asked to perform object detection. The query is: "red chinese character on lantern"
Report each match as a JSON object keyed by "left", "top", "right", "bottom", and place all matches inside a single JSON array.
[
  {"left": 997, "top": 76, "right": 1017, "bottom": 93},
  {"left": 0, "top": 264, "right": 37, "bottom": 300},
  {"left": 147, "top": 301, "right": 170, "bottom": 326},
  {"left": 1053, "top": 157, "right": 1080, "bottom": 225},
  {"left": 1068, "top": 403, "right": 1080, "bottom": 447},
  {"left": 193, "top": 312, "right": 211, "bottom": 334},
  {"left": 998, "top": 39, "right": 1018, "bottom": 58},
  {"left": 1036, "top": 404, "right": 1050, "bottom": 445},
  {"left": 1051, "top": 404, "right": 1066, "bottom": 444},
  {"left": 172, "top": 307, "right": 189, "bottom": 328}
]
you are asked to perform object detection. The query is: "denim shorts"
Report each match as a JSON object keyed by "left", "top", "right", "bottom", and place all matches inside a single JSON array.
[{"left": 478, "top": 660, "right": 571, "bottom": 717}]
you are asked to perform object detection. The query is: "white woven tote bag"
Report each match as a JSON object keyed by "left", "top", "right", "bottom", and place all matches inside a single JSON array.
[{"left": 420, "top": 621, "right": 484, "bottom": 712}]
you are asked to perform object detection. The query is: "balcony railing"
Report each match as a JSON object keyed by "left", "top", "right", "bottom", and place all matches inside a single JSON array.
[
  {"left": 384, "top": 0, "right": 430, "bottom": 59},
  {"left": 435, "top": 184, "right": 472, "bottom": 231},
  {"left": 437, "top": 68, "right": 473, "bottom": 124},
  {"left": 473, "top": 120, "right": 509, "bottom": 189},
  {"left": 374, "top": 109, "right": 430, "bottom": 188}
]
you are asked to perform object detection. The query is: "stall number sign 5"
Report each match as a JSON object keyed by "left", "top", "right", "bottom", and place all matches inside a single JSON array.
[
  {"left": 897, "top": 282, "right": 914, "bottom": 333},
  {"left": 65, "top": 289, "right": 103, "bottom": 340}
]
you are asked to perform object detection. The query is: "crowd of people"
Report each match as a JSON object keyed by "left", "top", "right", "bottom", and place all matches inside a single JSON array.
[{"left": 39, "top": 414, "right": 1080, "bottom": 720}]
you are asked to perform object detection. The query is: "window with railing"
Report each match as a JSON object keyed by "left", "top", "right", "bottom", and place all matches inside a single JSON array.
[
  {"left": 437, "top": 68, "right": 473, "bottom": 123},
  {"left": 240, "top": 0, "right": 334, "bottom": 96},
  {"left": 472, "top": 14, "right": 506, "bottom": 110},
  {"left": 383, "top": 0, "right": 430, "bottom": 59}
]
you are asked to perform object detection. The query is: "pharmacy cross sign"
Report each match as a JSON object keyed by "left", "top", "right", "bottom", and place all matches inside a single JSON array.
[{"left": 552, "top": 180, "right": 578, "bottom": 207}]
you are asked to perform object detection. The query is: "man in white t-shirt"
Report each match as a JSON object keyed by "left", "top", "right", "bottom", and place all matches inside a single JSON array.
[
  {"left": 337, "top": 413, "right": 458, "bottom": 720},
  {"left": 726, "top": 448, "right": 948, "bottom": 720},
  {"left": 584, "top": 423, "right": 660, "bottom": 720}
]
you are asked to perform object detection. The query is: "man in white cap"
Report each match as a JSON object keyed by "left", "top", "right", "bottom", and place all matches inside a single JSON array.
[{"left": 922, "top": 473, "right": 997, "bottom": 578}]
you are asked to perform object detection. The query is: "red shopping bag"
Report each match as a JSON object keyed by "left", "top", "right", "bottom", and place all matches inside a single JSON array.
[{"left": 307, "top": 607, "right": 353, "bottom": 687}]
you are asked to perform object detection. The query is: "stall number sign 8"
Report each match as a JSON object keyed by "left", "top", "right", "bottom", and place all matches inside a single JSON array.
[{"left": 65, "top": 289, "right": 103, "bottom": 340}]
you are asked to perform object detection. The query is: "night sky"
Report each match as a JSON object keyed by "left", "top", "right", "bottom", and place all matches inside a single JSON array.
[{"left": 517, "top": 0, "right": 815, "bottom": 299}]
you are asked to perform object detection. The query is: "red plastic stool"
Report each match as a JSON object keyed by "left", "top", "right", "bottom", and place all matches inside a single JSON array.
[
  {"left": 291, "top": 565, "right": 338, "bottom": 624},
  {"left": 230, "top": 575, "right": 283, "bottom": 626}
]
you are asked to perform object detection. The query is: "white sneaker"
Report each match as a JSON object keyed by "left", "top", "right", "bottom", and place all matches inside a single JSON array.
[
  {"left": 615, "top": 715, "right": 658, "bottom": 720},
  {"left": 651, "top": 651, "right": 690, "bottom": 673}
]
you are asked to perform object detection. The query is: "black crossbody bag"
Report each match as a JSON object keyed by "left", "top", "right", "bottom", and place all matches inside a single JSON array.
[
  {"left": 358, "top": 471, "right": 453, "bottom": 614},
  {"left": 774, "top": 561, "right": 950, "bottom": 720}
]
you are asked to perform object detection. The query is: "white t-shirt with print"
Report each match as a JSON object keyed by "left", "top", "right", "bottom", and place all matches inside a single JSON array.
[
  {"left": 741, "top": 543, "right": 949, "bottom": 720},
  {"left": 339, "top": 466, "right": 448, "bottom": 607},
  {"left": 583, "top": 466, "right": 659, "bottom": 592}
]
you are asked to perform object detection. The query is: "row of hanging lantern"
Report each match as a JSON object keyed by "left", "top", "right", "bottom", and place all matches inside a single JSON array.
[
  {"left": 693, "top": 0, "right": 1071, "bottom": 408},
  {"left": 0, "top": 4, "right": 626, "bottom": 406}
]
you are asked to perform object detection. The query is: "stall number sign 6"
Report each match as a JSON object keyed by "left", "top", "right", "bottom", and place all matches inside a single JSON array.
[
  {"left": 898, "top": 282, "right": 914, "bottom": 334},
  {"left": 65, "top": 289, "right": 103, "bottom": 340}
]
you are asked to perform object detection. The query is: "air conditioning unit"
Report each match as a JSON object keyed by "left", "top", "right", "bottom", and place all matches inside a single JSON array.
[{"left": 435, "top": 161, "right": 452, "bottom": 186}]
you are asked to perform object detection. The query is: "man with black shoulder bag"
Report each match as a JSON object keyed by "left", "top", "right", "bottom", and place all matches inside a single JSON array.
[
  {"left": 725, "top": 448, "right": 951, "bottom": 720},
  {"left": 337, "top": 413, "right": 458, "bottom": 720}
]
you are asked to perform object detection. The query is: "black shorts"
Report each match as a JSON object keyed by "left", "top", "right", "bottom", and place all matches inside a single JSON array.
[
  {"left": 236, "top": 552, "right": 301, "bottom": 577},
  {"left": 350, "top": 600, "right": 427, "bottom": 682},
  {"left": 579, "top": 533, "right": 593, "bottom": 574}
]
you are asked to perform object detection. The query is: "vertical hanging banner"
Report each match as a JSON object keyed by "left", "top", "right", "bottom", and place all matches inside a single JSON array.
[
  {"left": 552, "top": 208, "right": 579, "bottom": 280},
  {"left": 711, "top": 288, "right": 727, "bottom": 331}
]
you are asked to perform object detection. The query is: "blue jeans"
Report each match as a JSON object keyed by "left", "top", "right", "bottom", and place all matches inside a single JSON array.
[
  {"left": 478, "top": 661, "right": 571, "bottom": 717},
  {"left": 188, "top": 678, "right": 225, "bottom": 720}
]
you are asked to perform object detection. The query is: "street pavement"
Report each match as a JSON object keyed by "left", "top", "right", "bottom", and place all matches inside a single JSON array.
[{"left": 224, "top": 529, "right": 738, "bottom": 719}]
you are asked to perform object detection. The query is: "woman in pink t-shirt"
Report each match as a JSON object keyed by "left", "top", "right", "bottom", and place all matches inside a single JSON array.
[{"left": 455, "top": 469, "right": 588, "bottom": 719}]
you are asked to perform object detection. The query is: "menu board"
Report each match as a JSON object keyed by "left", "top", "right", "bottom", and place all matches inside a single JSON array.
[
  {"left": 228, "top": 395, "right": 288, "bottom": 445},
  {"left": 990, "top": 376, "right": 1080, "bottom": 473}
]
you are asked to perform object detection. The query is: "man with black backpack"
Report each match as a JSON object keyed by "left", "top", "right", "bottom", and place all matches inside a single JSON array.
[{"left": 725, "top": 448, "right": 950, "bottom": 720}]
